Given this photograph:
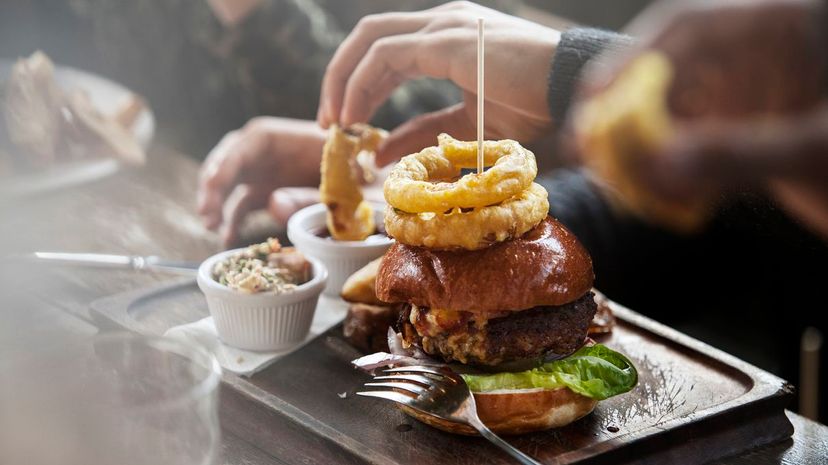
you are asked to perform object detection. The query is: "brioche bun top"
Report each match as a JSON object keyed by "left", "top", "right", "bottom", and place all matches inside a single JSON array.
[{"left": 376, "top": 216, "right": 594, "bottom": 313}]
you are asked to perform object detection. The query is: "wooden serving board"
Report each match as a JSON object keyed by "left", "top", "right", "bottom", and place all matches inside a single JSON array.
[{"left": 91, "top": 279, "right": 794, "bottom": 465}]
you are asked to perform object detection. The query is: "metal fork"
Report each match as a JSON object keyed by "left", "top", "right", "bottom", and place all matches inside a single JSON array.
[{"left": 357, "top": 365, "right": 543, "bottom": 465}]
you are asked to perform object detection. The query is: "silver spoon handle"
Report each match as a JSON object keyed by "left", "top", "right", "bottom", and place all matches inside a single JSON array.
[{"left": 470, "top": 419, "right": 543, "bottom": 465}]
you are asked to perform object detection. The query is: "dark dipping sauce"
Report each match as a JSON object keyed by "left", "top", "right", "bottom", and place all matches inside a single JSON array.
[{"left": 310, "top": 225, "right": 389, "bottom": 243}]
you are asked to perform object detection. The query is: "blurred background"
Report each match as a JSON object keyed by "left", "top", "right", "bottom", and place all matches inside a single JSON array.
[
  {"left": 0, "top": 0, "right": 651, "bottom": 157},
  {"left": 0, "top": 0, "right": 824, "bottom": 427}
]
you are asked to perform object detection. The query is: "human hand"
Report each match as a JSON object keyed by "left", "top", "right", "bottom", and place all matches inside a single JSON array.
[
  {"left": 197, "top": 117, "right": 325, "bottom": 246},
  {"left": 317, "top": 1, "right": 561, "bottom": 165},
  {"left": 572, "top": 0, "right": 826, "bottom": 228},
  {"left": 660, "top": 108, "right": 828, "bottom": 239},
  {"left": 580, "top": 0, "right": 824, "bottom": 116}
]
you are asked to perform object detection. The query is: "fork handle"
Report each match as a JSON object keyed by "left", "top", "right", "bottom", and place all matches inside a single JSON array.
[{"left": 470, "top": 419, "right": 543, "bottom": 465}]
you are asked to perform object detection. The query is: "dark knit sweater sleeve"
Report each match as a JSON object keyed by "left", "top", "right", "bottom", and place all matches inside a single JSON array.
[{"left": 547, "top": 28, "right": 634, "bottom": 126}]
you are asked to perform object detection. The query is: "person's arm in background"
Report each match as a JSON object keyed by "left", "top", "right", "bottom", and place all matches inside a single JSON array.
[
  {"left": 312, "top": 2, "right": 641, "bottom": 259},
  {"left": 197, "top": 0, "right": 480, "bottom": 246},
  {"left": 197, "top": 117, "right": 327, "bottom": 246},
  {"left": 317, "top": 1, "right": 562, "bottom": 163},
  {"left": 547, "top": 29, "right": 633, "bottom": 132},
  {"left": 536, "top": 28, "right": 638, "bottom": 267},
  {"left": 570, "top": 0, "right": 828, "bottom": 239}
]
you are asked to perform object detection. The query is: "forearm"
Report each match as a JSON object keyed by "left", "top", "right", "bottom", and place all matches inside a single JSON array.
[{"left": 547, "top": 28, "right": 633, "bottom": 127}]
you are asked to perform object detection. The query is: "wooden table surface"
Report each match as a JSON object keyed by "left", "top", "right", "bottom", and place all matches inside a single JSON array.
[{"left": 1, "top": 147, "right": 826, "bottom": 465}]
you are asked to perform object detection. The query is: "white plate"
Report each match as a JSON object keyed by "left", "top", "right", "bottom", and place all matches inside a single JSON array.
[{"left": 0, "top": 58, "right": 155, "bottom": 198}]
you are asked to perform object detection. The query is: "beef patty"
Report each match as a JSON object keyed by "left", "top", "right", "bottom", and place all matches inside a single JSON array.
[{"left": 399, "top": 292, "right": 597, "bottom": 366}]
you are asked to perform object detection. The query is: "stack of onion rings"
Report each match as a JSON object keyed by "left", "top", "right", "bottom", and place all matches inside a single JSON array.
[{"left": 384, "top": 134, "right": 548, "bottom": 250}]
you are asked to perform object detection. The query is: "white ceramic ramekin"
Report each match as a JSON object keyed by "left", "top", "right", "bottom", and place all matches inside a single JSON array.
[
  {"left": 287, "top": 202, "right": 392, "bottom": 296},
  {"left": 197, "top": 249, "right": 328, "bottom": 351}
]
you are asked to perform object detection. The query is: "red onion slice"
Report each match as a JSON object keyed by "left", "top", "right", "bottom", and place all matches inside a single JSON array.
[{"left": 353, "top": 330, "right": 444, "bottom": 372}]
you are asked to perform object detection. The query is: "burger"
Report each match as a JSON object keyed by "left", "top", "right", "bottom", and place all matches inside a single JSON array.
[
  {"left": 376, "top": 216, "right": 637, "bottom": 434},
  {"left": 362, "top": 134, "right": 637, "bottom": 435}
]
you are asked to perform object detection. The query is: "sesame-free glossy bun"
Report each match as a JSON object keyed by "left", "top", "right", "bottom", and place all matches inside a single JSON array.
[
  {"left": 400, "top": 386, "right": 597, "bottom": 435},
  {"left": 376, "top": 216, "right": 594, "bottom": 313}
]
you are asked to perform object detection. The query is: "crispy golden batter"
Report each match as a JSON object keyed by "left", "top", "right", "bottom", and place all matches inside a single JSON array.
[
  {"left": 384, "top": 134, "right": 537, "bottom": 213},
  {"left": 319, "top": 124, "right": 386, "bottom": 241},
  {"left": 385, "top": 183, "right": 548, "bottom": 250},
  {"left": 382, "top": 134, "right": 545, "bottom": 250}
]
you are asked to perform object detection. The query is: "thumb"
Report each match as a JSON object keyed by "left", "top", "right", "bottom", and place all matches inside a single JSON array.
[{"left": 376, "top": 103, "right": 474, "bottom": 166}]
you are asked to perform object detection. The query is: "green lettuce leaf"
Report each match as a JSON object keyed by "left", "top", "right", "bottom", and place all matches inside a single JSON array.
[{"left": 461, "top": 344, "right": 638, "bottom": 400}]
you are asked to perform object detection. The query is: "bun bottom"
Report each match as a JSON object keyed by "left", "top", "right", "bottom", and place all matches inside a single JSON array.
[{"left": 400, "top": 387, "right": 597, "bottom": 435}]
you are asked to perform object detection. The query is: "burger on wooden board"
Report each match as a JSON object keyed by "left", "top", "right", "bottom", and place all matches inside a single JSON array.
[{"left": 354, "top": 134, "right": 637, "bottom": 435}]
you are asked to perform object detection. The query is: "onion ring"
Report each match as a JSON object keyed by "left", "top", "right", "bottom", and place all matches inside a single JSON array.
[
  {"left": 384, "top": 134, "right": 537, "bottom": 213},
  {"left": 320, "top": 124, "right": 382, "bottom": 240},
  {"left": 385, "top": 183, "right": 549, "bottom": 250}
]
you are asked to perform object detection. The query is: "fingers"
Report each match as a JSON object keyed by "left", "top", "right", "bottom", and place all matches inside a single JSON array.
[
  {"left": 664, "top": 111, "right": 828, "bottom": 186},
  {"left": 268, "top": 187, "right": 321, "bottom": 225},
  {"left": 376, "top": 103, "right": 474, "bottom": 166},
  {"left": 197, "top": 131, "right": 244, "bottom": 230},
  {"left": 318, "top": 12, "right": 432, "bottom": 127},
  {"left": 221, "top": 184, "right": 270, "bottom": 247},
  {"left": 340, "top": 33, "right": 430, "bottom": 126},
  {"left": 625, "top": 115, "right": 821, "bottom": 205},
  {"left": 198, "top": 125, "right": 270, "bottom": 230}
]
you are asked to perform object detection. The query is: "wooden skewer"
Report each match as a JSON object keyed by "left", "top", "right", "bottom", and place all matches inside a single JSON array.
[{"left": 477, "top": 18, "right": 484, "bottom": 175}]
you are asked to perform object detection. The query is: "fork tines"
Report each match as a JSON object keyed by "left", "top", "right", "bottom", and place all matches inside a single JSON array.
[{"left": 356, "top": 365, "right": 449, "bottom": 405}]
